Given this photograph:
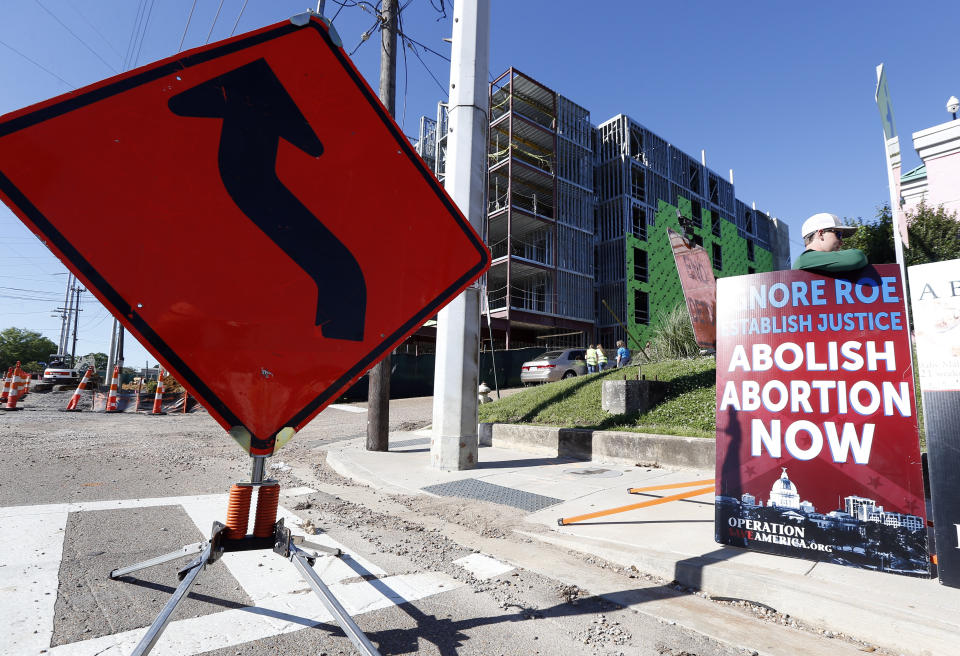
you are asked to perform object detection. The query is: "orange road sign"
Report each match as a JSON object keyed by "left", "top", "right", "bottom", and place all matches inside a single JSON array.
[{"left": 0, "top": 16, "right": 489, "bottom": 456}]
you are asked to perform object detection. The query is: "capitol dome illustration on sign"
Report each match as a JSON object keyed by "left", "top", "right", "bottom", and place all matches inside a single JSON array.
[{"left": 769, "top": 468, "right": 801, "bottom": 509}]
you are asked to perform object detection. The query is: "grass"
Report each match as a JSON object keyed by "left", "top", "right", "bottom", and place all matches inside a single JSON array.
[
  {"left": 480, "top": 351, "right": 930, "bottom": 447},
  {"left": 478, "top": 356, "right": 717, "bottom": 438}
]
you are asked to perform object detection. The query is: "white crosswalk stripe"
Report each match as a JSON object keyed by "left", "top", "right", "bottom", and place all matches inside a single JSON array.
[
  {"left": 327, "top": 403, "right": 367, "bottom": 413},
  {"left": 0, "top": 490, "right": 460, "bottom": 655}
]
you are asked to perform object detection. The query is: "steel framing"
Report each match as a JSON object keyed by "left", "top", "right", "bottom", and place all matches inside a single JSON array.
[{"left": 415, "top": 71, "right": 791, "bottom": 351}]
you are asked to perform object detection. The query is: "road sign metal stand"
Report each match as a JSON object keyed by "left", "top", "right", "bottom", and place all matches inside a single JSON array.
[{"left": 109, "top": 456, "right": 380, "bottom": 656}]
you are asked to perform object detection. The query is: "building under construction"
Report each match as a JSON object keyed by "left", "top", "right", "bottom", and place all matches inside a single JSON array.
[{"left": 416, "top": 67, "right": 790, "bottom": 351}]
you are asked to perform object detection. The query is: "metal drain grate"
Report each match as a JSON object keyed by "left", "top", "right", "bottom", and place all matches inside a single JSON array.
[
  {"left": 421, "top": 479, "right": 562, "bottom": 512},
  {"left": 389, "top": 437, "right": 431, "bottom": 449}
]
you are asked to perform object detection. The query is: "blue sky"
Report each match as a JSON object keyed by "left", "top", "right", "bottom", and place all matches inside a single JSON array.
[{"left": 1, "top": 0, "right": 957, "bottom": 368}]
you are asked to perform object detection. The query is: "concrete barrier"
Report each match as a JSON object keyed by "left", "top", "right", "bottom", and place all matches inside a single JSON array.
[
  {"left": 600, "top": 379, "right": 669, "bottom": 414},
  {"left": 480, "top": 422, "right": 715, "bottom": 469}
]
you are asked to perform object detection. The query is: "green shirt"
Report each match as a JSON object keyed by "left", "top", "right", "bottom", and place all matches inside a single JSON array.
[{"left": 792, "top": 248, "right": 867, "bottom": 273}]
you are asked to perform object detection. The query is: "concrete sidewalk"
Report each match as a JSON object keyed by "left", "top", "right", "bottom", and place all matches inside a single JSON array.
[{"left": 324, "top": 430, "right": 958, "bottom": 656}]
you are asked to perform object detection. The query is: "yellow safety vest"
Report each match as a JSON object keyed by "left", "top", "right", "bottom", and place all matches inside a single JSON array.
[
  {"left": 597, "top": 349, "right": 608, "bottom": 364},
  {"left": 585, "top": 348, "right": 597, "bottom": 365}
]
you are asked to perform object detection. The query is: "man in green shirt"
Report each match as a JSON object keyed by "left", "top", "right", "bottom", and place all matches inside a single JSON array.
[{"left": 792, "top": 212, "right": 867, "bottom": 273}]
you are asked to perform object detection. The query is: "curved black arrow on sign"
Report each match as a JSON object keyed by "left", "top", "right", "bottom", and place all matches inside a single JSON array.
[{"left": 169, "top": 58, "right": 366, "bottom": 341}]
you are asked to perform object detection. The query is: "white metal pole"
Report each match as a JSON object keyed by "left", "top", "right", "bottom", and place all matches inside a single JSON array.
[
  {"left": 881, "top": 136, "right": 912, "bottom": 330},
  {"left": 105, "top": 318, "right": 118, "bottom": 395},
  {"left": 431, "top": 0, "right": 489, "bottom": 471},
  {"left": 875, "top": 63, "right": 912, "bottom": 328},
  {"left": 58, "top": 273, "right": 73, "bottom": 355}
]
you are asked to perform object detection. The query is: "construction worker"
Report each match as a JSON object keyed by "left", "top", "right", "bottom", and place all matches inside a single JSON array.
[
  {"left": 596, "top": 345, "right": 608, "bottom": 371},
  {"left": 793, "top": 213, "right": 865, "bottom": 273},
  {"left": 585, "top": 344, "right": 598, "bottom": 373}
]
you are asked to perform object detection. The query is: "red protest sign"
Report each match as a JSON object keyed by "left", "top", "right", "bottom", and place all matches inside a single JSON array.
[
  {"left": 0, "top": 17, "right": 489, "bottom": 455},
  {"left": 667, "top": 228, "right": 717, "bottom": 351},
  {"left": 715, "top": 266, "right": 928, "bottom": 576}
]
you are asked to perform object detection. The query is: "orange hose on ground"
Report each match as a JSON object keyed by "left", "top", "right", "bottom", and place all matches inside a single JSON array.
[
  {"left": 558, "top": 486, "right": 715, "bottom": 525},
  {"left": 253, "top": 484, "right": 280, "bottom": 538},
  {"left": 224, "top": 484, "right": 253, "bottom": 539}
]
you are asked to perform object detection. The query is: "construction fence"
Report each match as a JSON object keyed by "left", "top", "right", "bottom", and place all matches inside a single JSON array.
[
  {"left": 342, "top": 347, "right": 547, "bottom": 401},
  {"left": 91, "top": 391, "right": 200, "bottom": 413}
]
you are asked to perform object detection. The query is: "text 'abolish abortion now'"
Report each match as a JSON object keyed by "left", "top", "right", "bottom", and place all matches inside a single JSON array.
[{"left": 718, "top": 276, "right": 910, "bottom": 466}]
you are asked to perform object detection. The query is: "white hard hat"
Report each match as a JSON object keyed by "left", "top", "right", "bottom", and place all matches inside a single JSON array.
[{"left": 801, "top": 213, "right": 857, "bottom": 239}]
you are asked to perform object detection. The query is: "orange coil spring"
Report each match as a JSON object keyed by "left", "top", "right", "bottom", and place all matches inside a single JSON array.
[
  {"left": 224, "top": 484, "right": 253, "bottom": 539},
  {"left": 253, "top": 484, "right": 280, "bottom": 538}
]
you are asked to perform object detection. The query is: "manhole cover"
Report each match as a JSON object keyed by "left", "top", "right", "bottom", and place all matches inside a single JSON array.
[
  {"left": 421, "top": 479, "right": 562, "bottom": 512},
  {"left": 563, "top": 467, "right": 623, "bottom": 478}
]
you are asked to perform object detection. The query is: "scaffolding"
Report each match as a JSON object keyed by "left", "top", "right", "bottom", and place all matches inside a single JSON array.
[
  {"left": 593, "top": 113, "right": 787, "bottom": 346},
  {"left": 484, "top": 68, "right": 595, "bottom": 348},
  {"left": 414, "top": 116, "right": 437, "bottom": 172},
  {"left": 421, "top": 71, "right": 789, "bottom": 352}
]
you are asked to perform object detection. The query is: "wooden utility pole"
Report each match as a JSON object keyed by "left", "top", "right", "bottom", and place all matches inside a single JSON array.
[{"left": 366, "top": 0, "right": 398, "bottom": 452}]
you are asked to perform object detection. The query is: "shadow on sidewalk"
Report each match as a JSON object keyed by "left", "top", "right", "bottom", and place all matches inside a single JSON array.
[
  {"left": 315, "top": 532, "right": 745, "bottom": 655},
  {"left": 335, "top": 549, "right": 696, "bottom": 656},
  {"left": 475, "top": 455, "right": 582, "bottom": 470},
  {"left": 673, "top": 545, "right": 747, "bottom": 592}
]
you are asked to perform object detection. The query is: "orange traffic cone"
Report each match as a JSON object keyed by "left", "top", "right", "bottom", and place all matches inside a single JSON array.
[
  {"left": 134, "top": 378, "right": 143, "bottom": 413},
  {"left": 150, "top": 368, "right": 167, "bottom": 415},
  {"left": 0, "top": 367, "right": 11, "bottom": 402},
  {"left": 2, "top": 362, "right": 23, "bottom": 411},
  {"left": 62, "top": 367, "right": 94, "bottom": 412},
  {"left": 104, "top": 365, "right": 121, "bottom": 413}
]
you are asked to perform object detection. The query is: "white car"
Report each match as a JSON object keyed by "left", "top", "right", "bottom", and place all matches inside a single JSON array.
[{"left": 520, "top": 349, "right": 588, "bottom": 384}]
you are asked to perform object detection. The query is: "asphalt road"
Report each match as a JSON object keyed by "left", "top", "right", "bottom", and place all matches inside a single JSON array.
[{"left": 0, "top": 392, "right": 845, "bottom": 656}]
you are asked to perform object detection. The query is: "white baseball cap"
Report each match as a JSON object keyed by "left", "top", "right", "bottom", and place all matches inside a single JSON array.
[{"left": 801, "top": 213, "right": 857, "bottom": 239}]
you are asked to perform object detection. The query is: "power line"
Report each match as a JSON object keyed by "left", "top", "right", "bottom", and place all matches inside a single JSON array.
[
  {"left": 397, "top": 5, "right": 411, "bottom": 129},
  {"left": 32, "top": 0, "right": 117, "bottom": 73},
  {"left": 131, "top": 0, "right": 156, "bottom": 68},
  {"left": 0, "top": 274, "right": 68, "bottom": 283},
  {"left": 330, "top": 0, "right": 362, "bottom": 24},
  {"left": 0, "top": 285, "right": 61, "bottom": 294},
  {"left": 427, "top": 0, "right": 448, "bottom": 18},
  {"left": 0, "top": 294, "right": 61, "bottom": 302},
  {"left": 0, "top": 37, "right": 74, "bottom": 88},
  {"left": 229, "top": 0, "right": 250, "bottom": 36},
  {"left": 2, "top": 310, "right": 55, "bottom": 316},
  {"left": 400, "top": 32, "right": 447, "bottom": 96},
  {"left": 394, "top": 0, "right": 449, "bottom": 96},
  {"left": 205, "top": 0, "right": 226, "bottom": 45},
  {"left": 122, "top": 0, "right": 148, "bottom": 70},
  {"left": 178, "top": 0, "right": 198, "bottom": 51},
  {"left": 349, "top": 12, "right": 383, "bottom": 56},
  {"left": 68, "top": 3, "right": 123, "bottom": 61},
  {"left": 396, "top": 29, "right": 449, "bottom": 62}
]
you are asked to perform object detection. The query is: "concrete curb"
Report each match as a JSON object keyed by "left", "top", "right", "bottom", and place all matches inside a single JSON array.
[
  {"left": 520, "top": 530, "right": 956, "bottom": 656},
  {"left": 480, "top": 422, "right": 715, "bottom": 470},
  {"left": 324, "top": 434, "right": 959, "bottom": 656}
]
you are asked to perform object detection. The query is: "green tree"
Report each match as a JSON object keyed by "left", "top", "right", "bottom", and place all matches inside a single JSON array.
[
  {"left": 79, "top": 352, "right": 109, "bottom": 370},
  {"left": 845, "top": 202, "right": 959, "bottom": 266},
  {"left": 844, "top": 205, "right": 896, "bottom": 264},
  {"left": 903, "top": 201, "right": 960, "bottom": 266},
  {"left": 20, "top": 361, "right": 44, "bottom": 376},
  {"left": 0, "top": 328, "right": 58, "bottom": 371}
]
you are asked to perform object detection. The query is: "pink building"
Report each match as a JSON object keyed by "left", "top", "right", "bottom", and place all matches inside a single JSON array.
[{"left": 899, "top": 118, "right": 960, "bottom": 218}]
